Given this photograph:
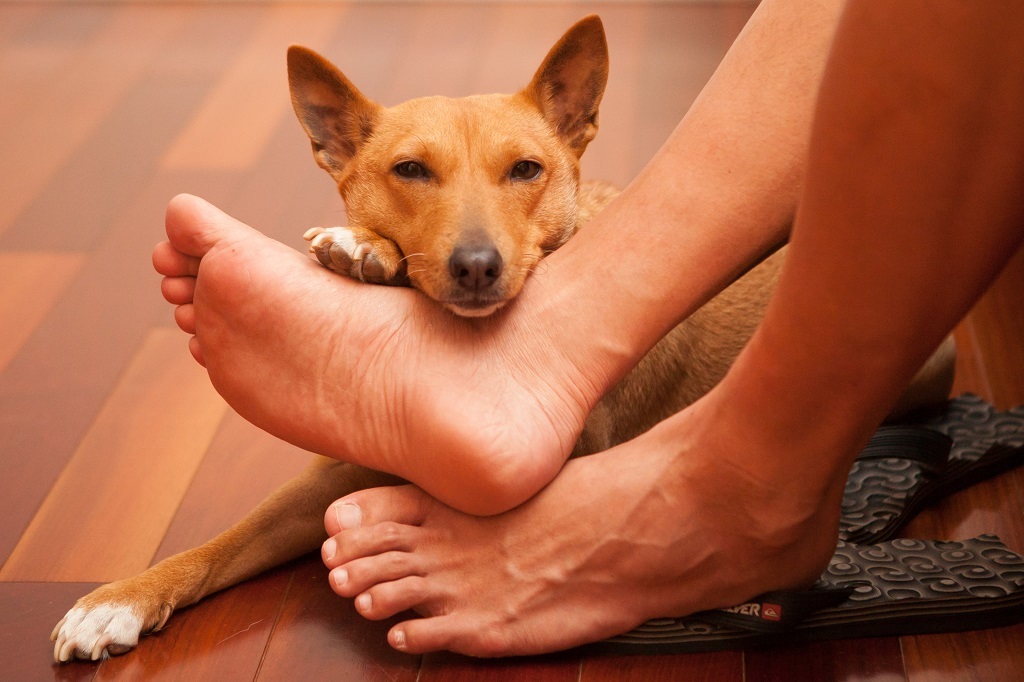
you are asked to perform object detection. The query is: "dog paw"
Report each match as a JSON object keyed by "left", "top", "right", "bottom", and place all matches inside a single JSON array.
[
  {"left": 51, "top": 595, "right": 171, "bottom": 662},
  {"left": 303, "top": 226, "right": 407, "bottom": 285}
]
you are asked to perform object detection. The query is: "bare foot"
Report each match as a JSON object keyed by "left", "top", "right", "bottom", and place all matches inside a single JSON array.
[
  {"left": 319, "top": 393, "right": 843, "bottom": 657},
  {"left": 153, "top": 194, "right": 598, "bottom": 514}
]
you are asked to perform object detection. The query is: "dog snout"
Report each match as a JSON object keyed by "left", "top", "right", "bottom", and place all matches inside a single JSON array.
[{"left": 448, "top": 243, "right": 503, "bottom": 291}]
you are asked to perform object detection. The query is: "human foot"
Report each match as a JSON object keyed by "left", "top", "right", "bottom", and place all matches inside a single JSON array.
[
  {"left": 319, "top": 398, "right": 843, "bottom": 657},
  {"left": 153, "top": 194, "right": 598, "bottom": 514}
]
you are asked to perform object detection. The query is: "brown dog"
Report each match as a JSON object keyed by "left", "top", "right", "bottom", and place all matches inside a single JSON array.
[{"left": 51, "top": 16, "right": 954, "bottom": 662}]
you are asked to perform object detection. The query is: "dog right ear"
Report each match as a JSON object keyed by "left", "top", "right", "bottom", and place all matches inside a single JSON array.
[
  {"left": 524, "top": 16, "right": 609, "bottom": 158},
  {"left": 287, "top": 46, "right": 381, "bottom": 182}
]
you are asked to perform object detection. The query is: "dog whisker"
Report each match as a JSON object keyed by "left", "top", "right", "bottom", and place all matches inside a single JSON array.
[
  {"left": 518, "top": 254, "right": 548, "bottom": 277},
  {"left": 398, "top": 252, "right": 427, "bottom": 265}
]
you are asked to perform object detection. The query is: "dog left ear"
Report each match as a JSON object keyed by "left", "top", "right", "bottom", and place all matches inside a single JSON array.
[{"left": 524, "top": 15, "right": 609, "bottom": 157}]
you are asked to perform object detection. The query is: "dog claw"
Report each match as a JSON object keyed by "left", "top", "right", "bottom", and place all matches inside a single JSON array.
[
  {"left": 91, "top": 634, "right": 113, "bottom": 661},
  {"left": 51, "top": 602, "right": 146, "bottom": 664},
  {"left": 50, "top": 615, "right": 67, "bottom": 641},
  {"left": 304, "top": 226, "right": 403, "bottom": 285}
]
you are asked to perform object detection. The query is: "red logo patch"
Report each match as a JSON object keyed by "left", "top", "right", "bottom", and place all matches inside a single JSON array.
[{"left": 761, "top": 603, "right": 782, "bottom": 621}]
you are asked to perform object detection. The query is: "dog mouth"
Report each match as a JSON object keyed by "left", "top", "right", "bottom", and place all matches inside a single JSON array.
[{"left": 444, "top": 298, "right": 508, "bottom": 318}]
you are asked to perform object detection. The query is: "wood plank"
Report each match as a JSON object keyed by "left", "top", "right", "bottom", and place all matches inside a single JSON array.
[
  {"left": 160, "top": 4, "right": 344, "bottom": 171},
  {"left": 900, "top": 245, "right": 1024, "bottom": 681},
  {"left": 466, "top": 3, "right": 579, "bottom": 98},
  {"left": 902, "top": 625, "right": 1024, "bottom": 682},
  {"left": 744, "top": 639, "right": 907, "bottom": 682},
  {"left": 256, "top": 556, "right": 420, "bottom": 682},
  {"left": 0, "top": 4, "right": 90, "bottom": 129},
  {"left": 581, "top": 651, "right": 742, "bottom": 682},
  {"left": 0, "top": 252, "right": 84, "bottom": 373},
  {"left": 0, "top": 3, "right": 265, "bottom": 567},
  {"left": 91, "top": 566, "right": 293, "bottom": 682},
  {"left": 153, "top": 412, "right": 312, "bottom": 563},
  {"left": 963, "top": 246, "right": 1024, "bottom": 410},
  {"left": 0, "top": 3, "right": 45, "bottom": 46},
  {"left": 631, "top": 4, "right": 753, "bottom": 180},
  {"left": 419, "top": 651, "right": 581, "bottom": 682},
  {"left": 0, "top": 581, "right": 102, "bottom": 682},
  {"left": 581, "top": 5, "right": 648, "bottom": 189},
  {"left": 0, "top": 4, "right": 190, "bottom": 236},
  {"left": 0, "top": 7, "right": 266, "bottom": 253},
  {"left": 1, "top": 329, "right": 228, "bottom": 583}
]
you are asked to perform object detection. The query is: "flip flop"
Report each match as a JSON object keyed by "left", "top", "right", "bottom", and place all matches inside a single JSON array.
[
  {"left": 842, "top": 395, "right": 1024, "bottom": 545},
  {"left": 592, "top": 396, "right": 1024, "bottom": 654},
  {"left": 916, "top": 393, "right": 1024, "bottom": 501},
  {"left": 597, "top": 535, "right": 1024, "bottom": 654}
]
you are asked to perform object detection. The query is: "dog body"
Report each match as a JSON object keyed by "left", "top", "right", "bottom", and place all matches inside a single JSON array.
[{"left": 51, "top": 16, "right": 953, "bottom": 662}]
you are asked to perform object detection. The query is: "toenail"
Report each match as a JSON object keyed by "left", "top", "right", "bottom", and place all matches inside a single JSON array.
[
  {"left": 331, "top": 568, "right": 348, "bottom": 589},
  {"left": 356, "top": 593, "right": 372, "bottom": 613},
  {"left": 322, "top": 538, "right": 337, "bottom": 561},
  {"left": 391, "top": 628, "right": 407, "bottom": 651},
  {"left": 335, "top": 502, "right": 362, "bottom": 530}
]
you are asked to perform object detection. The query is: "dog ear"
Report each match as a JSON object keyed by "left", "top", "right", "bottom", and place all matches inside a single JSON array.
[
  {"left": 287, "top": 46, "right": 381, "bottom": 182},
  {"left": 524, "top": 16, "right": 609, "bottom": 157}
]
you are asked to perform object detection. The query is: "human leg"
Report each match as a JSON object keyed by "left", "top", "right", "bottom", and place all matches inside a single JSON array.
[
  {"left": 320, "top": 0, "right": 1024, "bottom": 655},
  {"left": 154, "top": 0, "right": 844, "bottom": 513}
]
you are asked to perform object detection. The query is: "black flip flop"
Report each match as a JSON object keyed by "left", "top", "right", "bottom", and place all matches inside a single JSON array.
[
  {"left": 597, "top": 535, "right": 1024, "bottom": 654},
  {"left": 842, "top": 395, "right": 1024, "bottom": 545},
  {"left": 592, "top": 396, "right": 1024, "bottom": 654}
]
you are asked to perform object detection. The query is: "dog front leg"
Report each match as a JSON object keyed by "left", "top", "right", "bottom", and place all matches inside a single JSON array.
[{"left": 51, "top": 457, "right": 400, "bottom": 662}]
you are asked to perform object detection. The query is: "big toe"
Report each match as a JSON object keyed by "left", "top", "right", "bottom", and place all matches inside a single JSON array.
[
  {"left": 164, "top": 194, "right": 255, "bottom": 258},
  {"left": 326, "top": 485, "right": 434, "bottom": 535}
]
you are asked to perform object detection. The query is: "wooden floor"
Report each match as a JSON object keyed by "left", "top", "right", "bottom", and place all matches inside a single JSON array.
[{"left": 0, "top": 2, "right": 1022, "bottom": 680}]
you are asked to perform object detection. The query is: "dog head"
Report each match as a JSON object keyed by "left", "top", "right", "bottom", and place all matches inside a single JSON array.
[{"left": 287, "top": 16, "right": 608, "bottom": 316}]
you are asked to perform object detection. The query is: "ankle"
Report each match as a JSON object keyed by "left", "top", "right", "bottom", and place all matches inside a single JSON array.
[{"left": 667, "top": 395, "right": 846, "bottom": 583}]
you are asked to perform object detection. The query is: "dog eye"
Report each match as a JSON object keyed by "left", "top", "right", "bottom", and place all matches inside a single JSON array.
[
  {"left": 393, "top": 161, "right": 429, "bottom": 180},
  {"left": 510, "top": 160, "right": 542, "bottom": 181}
]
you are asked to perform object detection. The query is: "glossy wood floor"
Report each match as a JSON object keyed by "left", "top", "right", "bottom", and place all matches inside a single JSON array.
[{"left": 1, "top": 2, "right": 1022, "bottom": 680}]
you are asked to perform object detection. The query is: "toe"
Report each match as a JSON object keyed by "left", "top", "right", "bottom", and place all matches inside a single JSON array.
[
  {"left": 325, "top": 521, "right": 420, "bottom": 567},
  {"left": 188, "top": 336, "right": 206, "bottom": 366},
  {"left": 355, "top": 576, "right": 433, "bottom": 621},
  {"left": 388, "top": 615, "right": 470, "bottom": 655},
  {"left": 329, "top": 550, "right": 420, "bottom": 596},
  {"left": 165, "top": 194, "right": 252, "bottom": 258},
  {"left": 325, "top": 485, "right": 434, "bottom": 535},
  {"left": 174, "top": 304, "right": 196, "bottom": 334},
  {"left": 393, "top": 615, "right": 528, "bottom": 657},
  {"left": 152, "top": 240, "right": 200, "bottom": 277},
  {"left": 161, "top": 276, "right": 196, "bottom": 305}
]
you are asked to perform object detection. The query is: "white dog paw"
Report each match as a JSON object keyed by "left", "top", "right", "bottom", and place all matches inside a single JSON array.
[
  {"left": 51, "top": 602, "right": 169, "bottom": 662},
  {"left": 303, "top": 226, "right": 407, "bottom": 285},
  {"left": 304, "top": 227, "right": 372, "bottom": 277}
]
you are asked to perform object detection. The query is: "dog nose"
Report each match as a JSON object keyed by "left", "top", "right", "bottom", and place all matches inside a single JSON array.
[{"left": 449, "top": 244, "right": 503, "bottom": 291}]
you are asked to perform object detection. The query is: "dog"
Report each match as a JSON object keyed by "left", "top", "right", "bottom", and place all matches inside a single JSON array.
[{"left": 51, "top": 16, "right": 955, "bottom": 662}]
